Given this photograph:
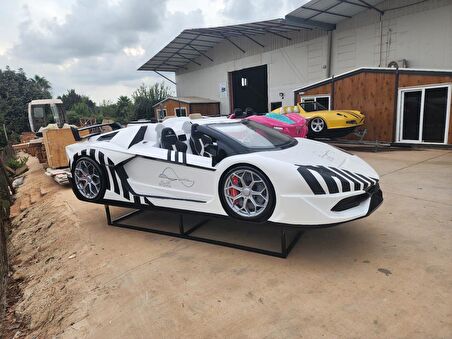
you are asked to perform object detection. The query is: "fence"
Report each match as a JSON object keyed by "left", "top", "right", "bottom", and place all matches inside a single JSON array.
[{"left": 0, "top": 144, "right": 14, "bottom": 327}]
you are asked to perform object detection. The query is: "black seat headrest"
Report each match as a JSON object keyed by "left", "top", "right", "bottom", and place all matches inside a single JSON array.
[{"left": 161, "top": 127, "right": 187, "bottom": 152}]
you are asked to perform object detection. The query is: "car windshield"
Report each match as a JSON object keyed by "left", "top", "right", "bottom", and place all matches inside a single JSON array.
[
  {"left": 300, "top": 102, "right": 327, "bottom": 112},
  {"left": 210, "top": 120, "right": 296, "bottom": 149}
]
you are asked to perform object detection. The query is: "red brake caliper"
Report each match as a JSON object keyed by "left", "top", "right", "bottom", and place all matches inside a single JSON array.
[{"left": 230, "top": 176, "right": 240, "bottom": 205}]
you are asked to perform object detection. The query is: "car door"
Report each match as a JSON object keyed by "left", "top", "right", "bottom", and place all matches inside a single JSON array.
[{"left": 123, "top": 146, "right": 218, "bottom": 205}]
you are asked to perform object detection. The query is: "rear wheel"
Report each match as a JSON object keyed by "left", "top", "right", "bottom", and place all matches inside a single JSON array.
[
  {"left": 220, "top": 165, "right": 275, "bottom": 222},
  {"left": 72, "top": 157, "right": 106, "bottom": 201}
]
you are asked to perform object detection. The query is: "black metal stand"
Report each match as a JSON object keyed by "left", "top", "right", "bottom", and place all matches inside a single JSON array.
[{"left": 104, "top": 205, "right": 303, "bottom": 258}]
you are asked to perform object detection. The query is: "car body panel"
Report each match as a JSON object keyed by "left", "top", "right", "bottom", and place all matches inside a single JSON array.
[{"left": 66, "top": 117, "right": 382, "bottom": 226}]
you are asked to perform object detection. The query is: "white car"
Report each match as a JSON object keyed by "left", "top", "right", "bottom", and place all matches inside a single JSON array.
[{"left": 66, "top": 117, "right": 383, "bottom": 226}]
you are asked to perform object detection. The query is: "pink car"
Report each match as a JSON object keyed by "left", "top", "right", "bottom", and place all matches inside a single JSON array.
[{"left": 245, "top": 113, "right": 308, "bottom": 138}]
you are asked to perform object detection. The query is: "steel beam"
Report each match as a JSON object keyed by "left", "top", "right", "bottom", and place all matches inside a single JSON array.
[
  {"left": 154, "top": 71, "right": 176, "bottom": 84},
  {"left": 284, "top": 15, "right": 336, "bottom": 31}
]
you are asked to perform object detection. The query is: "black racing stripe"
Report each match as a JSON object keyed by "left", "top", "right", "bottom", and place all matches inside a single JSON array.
[
  {"left": 81, "top": 149, "right": 87, "bottom": 156},
  {"left": 98, "top": 151, "right": 105, "bottom": 165},
  {"left": 133, "top": 195, "right": 140, "bottom": 205},
  {"left": 89, "top": 149, "right": 95, "bottom": 159},
  {"left": 343, "top": 170, "right": 368, "bottom": 189},
  {"left": 332, "top": 168, "right": 361, "bottom": 191},
  {"left": 318, "top": 166, "right": 351, "bottom": 192},
  {"left": 175, "top": 151, "right": 179, "bottom": 163},
  {"left": 98, "top": 152, "right": 110, "bottom": 191},
  {"left": 128, "top": 125, "right": 147, "bottom": 149},
  {"left": 297, "top": 166, "right": 326, "bottom": 195},
  {"left": 182, "top": 152, "right": 187, "bottom": 165},
  {"left": 312, "top": 166, "right": 339, "bottom": 194},
  {"left": 107, "top": 159, "right": 120, "bottom": 194},
  {"left": 355, "top": 173, "right": 373, "bottom": 186},
  {"left": 115, "top": 165, "right": 130, "bottom": 200},
  {"left": 167, "top": 150, "right": 171, "bottom": 161}
]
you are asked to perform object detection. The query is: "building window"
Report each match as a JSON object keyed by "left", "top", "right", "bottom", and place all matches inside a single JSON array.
[
  {"left": 157, "top": 109, "right": 167, "bottom": 120},
  {"left": 271, "top": 102, "right": 282, "bottom": 111},
  {"left": 300, "top": 95, "right": 331, "bottom": 111},
  {"left": 175, "top": 107, "right": 187, "bottom": 117},
  {"left": 397, "top": 84, "right": 451, "bottom": 144}
]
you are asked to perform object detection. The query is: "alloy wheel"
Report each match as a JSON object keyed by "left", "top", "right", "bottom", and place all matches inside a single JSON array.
[
  {"left": 74, "top": 159, "right": 102, "bottom": 199},
  {"left": 223, "top": 169, "right": 269, "bottom": 218},
  {"left": 311, "top": 118, "right": 325, "bottom": 133}
]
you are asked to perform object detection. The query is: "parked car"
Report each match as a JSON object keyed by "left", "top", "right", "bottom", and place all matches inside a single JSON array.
[
  {"left": 245, "top": 113, "right": 308, "bottom": 138},
  {"left": 66, "top": 117, "right": 382, "bottom": 226},
  {"left": 272, "top": 102, "right": 365, "bottom": 137}
]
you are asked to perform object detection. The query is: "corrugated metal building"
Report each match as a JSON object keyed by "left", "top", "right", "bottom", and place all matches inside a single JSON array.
[{"left": 140, "top": 0, "right": 452, "bottom": 144}]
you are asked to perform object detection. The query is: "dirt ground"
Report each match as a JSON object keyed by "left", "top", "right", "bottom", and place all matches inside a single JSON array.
[{"left": 2, "top": 149, "right": 452, "bottom": 338}]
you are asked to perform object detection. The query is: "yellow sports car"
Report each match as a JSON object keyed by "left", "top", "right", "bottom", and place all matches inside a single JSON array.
[{"left": 272, "top": 102, "right": 365, "bottom": 137}]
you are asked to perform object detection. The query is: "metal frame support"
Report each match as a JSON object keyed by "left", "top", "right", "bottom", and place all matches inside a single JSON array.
[
  {"left": 154, "top": 71, "right": 176, "bottom": 85},
  {"left": 104, "top": 205, "right": 303, "bottom": 258},
  {"left": 224, "top": 36, "right": 246, "bottom": 53}
]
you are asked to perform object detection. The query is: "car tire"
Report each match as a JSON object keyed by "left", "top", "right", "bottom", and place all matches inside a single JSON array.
[
  {"left": 71, "top": 156, "right": 107, "bottom": 202},
  {"left": 309, "top": 117, "right": 326, "bottom": 136},
  {"left": 219, "top": 165, "right": 276, "bottom": 222}
]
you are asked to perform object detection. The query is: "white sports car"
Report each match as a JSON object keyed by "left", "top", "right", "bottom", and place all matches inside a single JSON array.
[{"left": 66, "top": 117, "right": 383, "bottom": 226}]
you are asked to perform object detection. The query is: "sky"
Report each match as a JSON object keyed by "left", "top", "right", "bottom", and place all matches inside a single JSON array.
[{"left": 0, "top": 0, "right": 300, "bottom": 104}]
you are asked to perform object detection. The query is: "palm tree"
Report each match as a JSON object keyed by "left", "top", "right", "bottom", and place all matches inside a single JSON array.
[{"left": 32, "top": 75, "right": 51, "bottom": 92}]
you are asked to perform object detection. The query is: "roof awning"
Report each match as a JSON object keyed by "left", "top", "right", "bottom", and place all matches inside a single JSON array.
[
  {"left": 138, "top": 18, "right": 320, "bottom": 73},
  {"left": 139, "top": 0, "right": 384, "bottom": 74}
]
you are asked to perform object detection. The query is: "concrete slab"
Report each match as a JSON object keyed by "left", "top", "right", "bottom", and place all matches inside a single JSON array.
[{"left": 15, "top": 150, "right": 452, "bottom": 338}]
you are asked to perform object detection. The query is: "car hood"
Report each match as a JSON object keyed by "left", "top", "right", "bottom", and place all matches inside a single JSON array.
[{"left": 258, "top": 138, "right": 378, "bottom": 179}]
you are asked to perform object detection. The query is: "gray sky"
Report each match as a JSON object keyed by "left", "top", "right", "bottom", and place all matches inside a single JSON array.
[{"left": 0, "top": 0, "right": 299, "bottom": 103}]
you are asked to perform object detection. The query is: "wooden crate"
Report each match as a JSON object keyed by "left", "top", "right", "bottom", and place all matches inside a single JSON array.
[{"left": 42, "top": 128, "right": 77, "bottom": 169}]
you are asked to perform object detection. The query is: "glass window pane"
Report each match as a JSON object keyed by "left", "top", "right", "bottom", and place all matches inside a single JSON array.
[
  {"left": 402, "top": 91, "right": 422, "bottom": 140},
  {"left": 422, "top": 87, "right": 448, "bottom": 143}
]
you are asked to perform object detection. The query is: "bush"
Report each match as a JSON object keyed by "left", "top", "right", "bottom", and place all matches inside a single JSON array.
[{"left": 7, "top": 155, "right": 28, "bottom": 170}]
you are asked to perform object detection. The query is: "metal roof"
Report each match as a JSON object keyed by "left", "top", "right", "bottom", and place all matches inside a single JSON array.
[
  {"left": 286, "top": 0, "right": 384, "bottom": 28},
  {"left": 139, "top": 0, "right": 385, "bottom": 74}
]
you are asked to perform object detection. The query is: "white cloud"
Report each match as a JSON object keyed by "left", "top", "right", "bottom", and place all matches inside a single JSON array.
[{"left": 0, "top": 0, "right": 298, "bottom": 103}]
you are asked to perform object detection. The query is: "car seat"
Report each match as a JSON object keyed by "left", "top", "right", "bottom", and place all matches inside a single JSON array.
[
  {"left": 160, "top": 127, "right": 187, "bottom": 152},
  {"left": 190, "top": 124, "right": 215, "bottom": 157}
]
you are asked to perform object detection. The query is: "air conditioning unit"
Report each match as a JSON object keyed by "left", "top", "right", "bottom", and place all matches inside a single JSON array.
[{"left": 388, "top": 59, "right": 408, "bottom": 69}]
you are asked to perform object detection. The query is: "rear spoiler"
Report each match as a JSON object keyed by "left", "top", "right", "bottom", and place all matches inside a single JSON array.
[{"left": 71, "top": 122, "right": 123, "bottom": 141}]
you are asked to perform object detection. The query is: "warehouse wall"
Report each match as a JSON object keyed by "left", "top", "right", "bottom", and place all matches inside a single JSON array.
[
  {"left": 332, "top": 0, "right": 452, "bottom": 74},
  {"left": 176, "top": 30, "right": 329, "bottom": 114},
  {"left": 176, "top": 0, "right": 452, "bottom": 115}
]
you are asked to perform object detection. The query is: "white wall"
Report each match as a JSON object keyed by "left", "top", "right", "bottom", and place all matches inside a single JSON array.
[{"left": 176, "top": 0, "right": 452, "bottom": 115}]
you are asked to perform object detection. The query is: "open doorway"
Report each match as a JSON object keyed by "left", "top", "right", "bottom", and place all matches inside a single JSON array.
[{"left": 230, "top": 65, "right": 268, "bottom": 114}]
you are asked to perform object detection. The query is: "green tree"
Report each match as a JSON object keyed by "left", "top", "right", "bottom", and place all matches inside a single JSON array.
[
  {"left": 58, "top": 89, "right": 95, "bottom": 112},
  {"left": 0, "top": 66, "right": 52, "bottom": 145},
  {"left": 115, "top": 96, "right": 132, "bottom": 123},
  {"left": 31, "top": 75, "right": 51, "bottom": 95},
  {"left": 71, "top": 101, "right": 92, "bottom": 117},
  {"left": 132, "top": 82, "right": 172, "bottom": 120}
]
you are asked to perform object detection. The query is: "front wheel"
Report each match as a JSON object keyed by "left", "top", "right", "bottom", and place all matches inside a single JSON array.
[
  {"left": 309, "top": 117, "right": 326, "bottom": 136},
  {"left": 219, "top": 165, "right": 275, "bottom": 222},
  {"left": 72, "top": 156, "right": 106, "bottom": 202}
]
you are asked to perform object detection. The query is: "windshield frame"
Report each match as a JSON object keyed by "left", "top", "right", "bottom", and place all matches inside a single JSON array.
[{"left": 204, "top": 120, "right": 298, "bottom": 154}]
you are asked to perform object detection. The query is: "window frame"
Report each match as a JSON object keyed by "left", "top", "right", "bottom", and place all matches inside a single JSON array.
[
  {"left": 174, "top": 107, "right": 187, "bottom": 117},
  {"left": 396, "top": 83, "right": 451, "bottom": 144},
  {"left": 300, "top": 95, "right": 331, "bottom": 110},
  {"left": 156, "top": 108, "right": 167, "bottom": 120}
]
